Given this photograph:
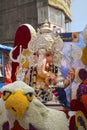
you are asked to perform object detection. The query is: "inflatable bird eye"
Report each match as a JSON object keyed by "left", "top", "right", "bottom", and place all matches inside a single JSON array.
[
  {"left": 2, "top": 91, "right": 12, "bottom": 101},
  {"left": 25, "top": 92, "right": 34, "bottom": 102}
]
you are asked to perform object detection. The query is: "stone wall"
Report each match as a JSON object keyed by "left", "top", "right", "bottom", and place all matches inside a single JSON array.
[{"left": 0, "top": 0, "right": 38, "bottom": 45}]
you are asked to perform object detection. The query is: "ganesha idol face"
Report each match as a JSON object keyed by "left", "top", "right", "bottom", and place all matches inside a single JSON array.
[{"left": 44, "top": 51, "right": 53, "bottom": 65}]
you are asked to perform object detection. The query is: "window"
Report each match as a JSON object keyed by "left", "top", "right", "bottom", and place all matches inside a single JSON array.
[
  {"left": 37, "top": 6, "right": 65, "bottom": 29},
  {"left": 38, "top": 6, "right": 48, "bottom": 24},
  {"left": 48, "top": 7, "right": 65, "bottom": 27}
]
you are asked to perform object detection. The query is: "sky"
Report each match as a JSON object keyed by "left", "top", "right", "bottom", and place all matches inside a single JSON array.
[{"left": 71, "top": 0, "right": 87, "bottom": 32}]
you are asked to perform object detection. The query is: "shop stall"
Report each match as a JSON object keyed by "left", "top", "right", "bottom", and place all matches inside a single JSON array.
[{"left": 0, "top": 44, "right": 12, "bottom": 85}]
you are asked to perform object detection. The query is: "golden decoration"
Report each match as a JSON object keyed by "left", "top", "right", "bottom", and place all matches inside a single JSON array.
[
  {"left": 75, "top": 111, "right": 87, "bottom": 130},
  {"left": 81, "top": 46, "right": 87, "bottom": 66},
  {"left": 20, "top": 49, "right": 30, "bottom": 68}
]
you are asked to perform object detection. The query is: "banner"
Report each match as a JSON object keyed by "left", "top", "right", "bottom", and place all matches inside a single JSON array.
[
  {"left": 60, "top": 31, "right": 86, "bottom": 102},
  {"left": 60, "top": 33, "right": 72, "bottom": 42},
  {"left": 0, "top": 44, "right": 12, "bottom": 51}
]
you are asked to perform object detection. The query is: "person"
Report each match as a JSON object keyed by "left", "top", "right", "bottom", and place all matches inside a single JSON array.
[
  {"left": 0, "top": 60, "right": 12, "bottom": 98},
  {"left": 4, "top": 60, "right": 12, "bottom": 84}
]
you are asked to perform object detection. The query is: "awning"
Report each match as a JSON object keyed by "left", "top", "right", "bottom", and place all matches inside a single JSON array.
[{"left": 0, "top": 44, "right": 12, "bottom": 51}]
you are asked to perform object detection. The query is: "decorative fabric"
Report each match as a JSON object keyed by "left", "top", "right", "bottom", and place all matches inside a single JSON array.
[{"left": 77, "top": 83, "right": 87, "bottom": 100}]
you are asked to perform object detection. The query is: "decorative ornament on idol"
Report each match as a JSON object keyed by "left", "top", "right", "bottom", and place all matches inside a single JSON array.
[
  {"left": 53, "top": 51, "right": 63, "bottom": 67},
  {"left": 56, "top": 68, "right": 65, "bottom": 88},
  {"left": 52, "top": 35, "right": 64, "bottom": 67},
  {"left": 28, "top": 20, "right": 64, "bottom": 68},
  {"left": 37, "top": 48, "right": 46, "bottom": 74},
  {"left": 66, "top": 44, "right": 82, "bottom": 64},
  {"left": 9, "top": 24, "right": 36, "bottom": 81},
  {"left": 10, "top": 24, "right": 36, "bottom": 64}
]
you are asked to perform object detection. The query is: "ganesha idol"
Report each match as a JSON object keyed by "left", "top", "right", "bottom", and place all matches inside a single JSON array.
[{"left": 9, "top": 22, "right": 75, "bottom": 106}]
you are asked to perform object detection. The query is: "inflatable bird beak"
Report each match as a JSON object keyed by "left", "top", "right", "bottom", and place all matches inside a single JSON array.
[{"left": 3, "top": 90, "right": 33, "bottom": 120}]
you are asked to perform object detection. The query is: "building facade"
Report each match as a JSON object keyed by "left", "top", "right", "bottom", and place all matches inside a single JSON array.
[{"left": 0, "top": 0, "right": 71, "bottom": 46}]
